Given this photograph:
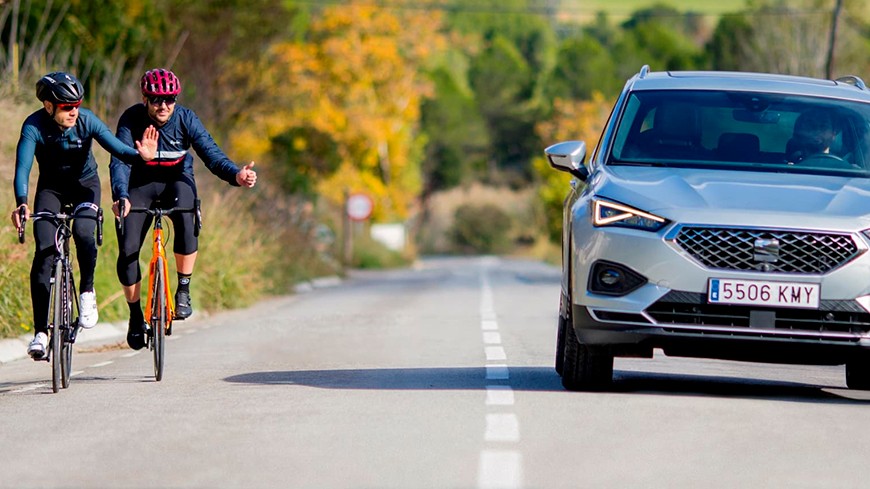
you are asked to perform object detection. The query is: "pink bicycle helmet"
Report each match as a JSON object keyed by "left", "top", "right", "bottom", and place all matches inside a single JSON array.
[{"left": 141, "top": 68, "right": 181, "bottom": 97}]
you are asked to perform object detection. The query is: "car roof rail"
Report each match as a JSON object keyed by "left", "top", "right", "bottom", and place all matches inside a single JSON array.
[
  {"left": 638, "top": 64, "right": 650, "bottom": 79},
  {"left": 835, "top": 75, "right": 866, "bottom": 90}
]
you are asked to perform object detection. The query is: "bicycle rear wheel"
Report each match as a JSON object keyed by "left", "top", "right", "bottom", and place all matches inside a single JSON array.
[
  {"left": 152, "top": 256, "right": 166, "bottom": 381},
  {"left": 50, "top": 260, "right": 63, "bottom": 393}
]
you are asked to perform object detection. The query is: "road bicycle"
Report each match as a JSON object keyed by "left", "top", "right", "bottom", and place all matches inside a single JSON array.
[
  {"left": 18, "top": 205, "right": 103, "bottom": 393},
  {"left": 119, "top": 200, "right": 200, "bottom": 381}
]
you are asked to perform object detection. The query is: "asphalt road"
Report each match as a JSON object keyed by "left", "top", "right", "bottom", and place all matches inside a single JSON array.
[{"left": 1, "top": 256, "right": 869, "bottom": 489}]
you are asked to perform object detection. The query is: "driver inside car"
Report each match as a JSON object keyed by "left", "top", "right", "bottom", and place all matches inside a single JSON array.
[{"left": 787, "top": 108, "right": 840, "bottom": 163}]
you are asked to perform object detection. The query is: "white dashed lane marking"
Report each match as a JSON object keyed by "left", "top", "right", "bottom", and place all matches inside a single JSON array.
[
  {"left": 485, "top": 346, "right": 506, "bottom": 361},
  {"left": 485, "top": 385, "right": 515, "bottom": 406},
  {"left": 485, "top": 413, "right": 520, "bottom": 442},
  {"left": 486, "top": 364, "right": 509, "bottom": 380},
  {"left": 478, "top": 450, "right": 523, "bottom": 489},
  {"left": 478, "top": 259, "right": 523, "bottom": 489},
  {"left": 483, "top": 332, "right": 502, "bottom": 344}
]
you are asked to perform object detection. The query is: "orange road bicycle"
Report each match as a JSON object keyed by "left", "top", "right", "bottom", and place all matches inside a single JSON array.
[
  {"left": 18, "top": 205, "right": 104, "bottom": 393},
  {"left": 119, "top": 200, "right": 200, "bottom": 381}
]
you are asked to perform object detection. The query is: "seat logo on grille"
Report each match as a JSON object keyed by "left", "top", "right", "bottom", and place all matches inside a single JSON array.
[{"left": 754, "top": 238, "right": 780, "bottom": 263}]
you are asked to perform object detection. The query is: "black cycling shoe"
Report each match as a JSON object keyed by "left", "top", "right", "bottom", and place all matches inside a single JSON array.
[
  {"left": 126, "top": 320, "right": 146, "bottom": 350},
  {"left": 174, "top": 290, "right": 192, "bottom": 320}
]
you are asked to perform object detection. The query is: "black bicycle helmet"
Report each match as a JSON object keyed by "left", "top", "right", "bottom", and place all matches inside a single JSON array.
[{"left": 36, "top": 72, "right": 84, "bottom": 103}]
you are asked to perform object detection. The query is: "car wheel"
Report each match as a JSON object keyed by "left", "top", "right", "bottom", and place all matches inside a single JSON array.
[
  {"left": 561, "top": 308, "right": 614, "bottom": 391},
  {"left": 845, "top": 358, "right": 870, "bottom": 390},
  {"left": 555, "top": 293, "right": 567, "bottom": 376}
]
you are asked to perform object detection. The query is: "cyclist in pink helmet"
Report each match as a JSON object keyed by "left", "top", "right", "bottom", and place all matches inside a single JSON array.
[{"left": 109, "top": 68, "right": 257, "bottom": 350}]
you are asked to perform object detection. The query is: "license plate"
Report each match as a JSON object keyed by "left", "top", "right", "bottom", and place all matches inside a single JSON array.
[{"left": 708, "top": 278, "right": 819, "bottom": 309}]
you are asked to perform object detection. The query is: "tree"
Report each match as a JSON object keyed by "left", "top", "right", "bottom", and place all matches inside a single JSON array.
[
  {"left": 230, "top": 1, "right": 448, "bottom": 221},
  {"left": 0, "top": 0, "right": 164, "bottom": 115},
  {"left": 708, "top": 0, "right": 869, "bottom": 77},
  {"left": 420, "top": 65, "right": 490, "bottom": 193},
  {"left": 469, "top": 35, "right": 544, "bottom": 185},
  {"left": 549, "top": 35, "right": 620, "bottom": 100},
  {"left": 446, "top": 0, "right": 557, "bottom": 186}
]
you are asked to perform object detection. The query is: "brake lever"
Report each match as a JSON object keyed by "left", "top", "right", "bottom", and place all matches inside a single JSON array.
[
  {"left": 117, "top": 200, "right": 126, "bottom": 236},
  {"left": 97, "top": 207, "right": 104, "bottom": 247},
  {"left": 17, "top": 207, "right": 26, "bottom": 244}
]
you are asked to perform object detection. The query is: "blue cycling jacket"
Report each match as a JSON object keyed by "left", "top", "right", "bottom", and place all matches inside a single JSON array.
[
  {"left": 14, "top": 107, "right": 142, "bottom": 206},
  {"left": 110, "top": 104, "right": 241, "bottom": 200}
]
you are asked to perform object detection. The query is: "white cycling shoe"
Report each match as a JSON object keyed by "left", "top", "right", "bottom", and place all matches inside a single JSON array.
[
  {"left": 80, "top": 291, "right": 98, "bottom": 329},
  {"left": 27, "top": 332, "right": 48, "bottom": 359}
]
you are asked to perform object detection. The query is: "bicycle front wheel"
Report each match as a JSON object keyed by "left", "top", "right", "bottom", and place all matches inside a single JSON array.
[
  {"left": 50, "top": 260, "right": 63, "bottom": 393},
  {"left": 61, "top": 264, "right": 77, "bottom": 389},
  {"left": 152, "top": 256, "right": 166, "bottom": 381}
]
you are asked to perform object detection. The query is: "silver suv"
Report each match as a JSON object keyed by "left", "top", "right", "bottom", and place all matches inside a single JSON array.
[{"left": 547, "top": 65, "right": 870, "bottom": 391}]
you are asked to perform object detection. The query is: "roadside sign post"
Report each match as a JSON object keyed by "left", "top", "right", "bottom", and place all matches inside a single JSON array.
[{"left": 342, "top": 190, "right": 374, "bottom": 269}]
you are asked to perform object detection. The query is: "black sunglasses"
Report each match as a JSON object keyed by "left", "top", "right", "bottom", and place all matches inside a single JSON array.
[{"left": 147, "top": 95, "right": 177, "bottom": 106}]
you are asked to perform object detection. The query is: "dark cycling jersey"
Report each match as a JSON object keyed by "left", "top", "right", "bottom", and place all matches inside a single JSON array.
[
  {"left": 109, "top": 104, "right": 241, "bottom": 201},
  {"left": 14, "top": 108, "right": 142, "bottom": 206}
]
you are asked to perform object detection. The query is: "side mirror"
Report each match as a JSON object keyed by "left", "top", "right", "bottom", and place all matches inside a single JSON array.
[{"left": 544, "top": 141, "right": 589, "bottom": 181}]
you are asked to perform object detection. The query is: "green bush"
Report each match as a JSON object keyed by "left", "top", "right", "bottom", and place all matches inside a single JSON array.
[
  {"left": 450, "top": 203, "right": 513, "bottom": 254},
  {"left": 351, "top": 234, "right": 411, "bottom": 269}
]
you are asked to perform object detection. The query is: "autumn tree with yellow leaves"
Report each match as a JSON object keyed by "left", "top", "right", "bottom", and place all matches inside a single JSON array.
[{"left": 229, "top": 1, "right": 448, "bottom": 222}]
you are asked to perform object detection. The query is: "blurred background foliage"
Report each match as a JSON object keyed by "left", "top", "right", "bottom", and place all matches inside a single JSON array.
[{"left": 1, "top": 0, "right": 868, "bottom": 337}]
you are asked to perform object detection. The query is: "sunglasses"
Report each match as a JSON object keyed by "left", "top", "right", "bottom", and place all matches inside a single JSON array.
[
  {"left": 147, "top": 96, "right": 177, "bottom": 106},
  {"left": 55, "top": 101, "right": 81, "bottom": 111}
]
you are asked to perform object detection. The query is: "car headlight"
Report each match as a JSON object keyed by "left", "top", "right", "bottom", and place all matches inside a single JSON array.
[{"left": 592, "top": 199, "right": 668, "bottom": 231}]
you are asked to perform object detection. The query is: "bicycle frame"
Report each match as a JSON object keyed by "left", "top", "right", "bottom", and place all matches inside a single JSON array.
[{"left": 144, "top": 217, "right": 174, "bottom": 328}]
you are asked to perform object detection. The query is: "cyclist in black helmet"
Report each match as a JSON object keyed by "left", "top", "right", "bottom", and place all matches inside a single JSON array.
[{"left": 10, "top": 71, "right": 159, "bottom": 359}]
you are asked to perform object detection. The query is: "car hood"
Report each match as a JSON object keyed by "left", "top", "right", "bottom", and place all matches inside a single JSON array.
[{"left": 596, "top": 165, "right": 870, "bottom": 229}]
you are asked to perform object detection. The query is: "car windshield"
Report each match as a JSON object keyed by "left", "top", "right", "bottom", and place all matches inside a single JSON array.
[{"left": 609, "top": 90, "right": 870, "bottom": 177}]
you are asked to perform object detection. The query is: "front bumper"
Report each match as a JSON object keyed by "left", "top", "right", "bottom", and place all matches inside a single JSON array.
[{"left": 572, "top": 299, "right": 870, "bottom": 365}]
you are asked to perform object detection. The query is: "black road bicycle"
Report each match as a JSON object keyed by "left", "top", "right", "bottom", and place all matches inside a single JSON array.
[{"left": 18, "top": 205, "right": 103, "bottom": 393}]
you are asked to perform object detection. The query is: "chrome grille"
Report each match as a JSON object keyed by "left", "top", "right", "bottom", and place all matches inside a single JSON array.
[{"left": 674, "top": 227, "right": 860, "bottom": 274}]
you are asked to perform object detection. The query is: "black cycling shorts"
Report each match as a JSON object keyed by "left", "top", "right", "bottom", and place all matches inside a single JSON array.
[{"left": 116, "top": 174, "right": 198, "bottom": 286}]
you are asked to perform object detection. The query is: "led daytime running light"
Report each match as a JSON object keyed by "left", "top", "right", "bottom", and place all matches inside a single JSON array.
[{"left": 593, "top": 200, "right": 665, "bottom": 226}]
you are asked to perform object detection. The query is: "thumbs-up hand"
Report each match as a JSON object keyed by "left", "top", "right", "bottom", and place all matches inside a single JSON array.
[{"left": 236, "top": 161, "right": 257, "bottom": 188}]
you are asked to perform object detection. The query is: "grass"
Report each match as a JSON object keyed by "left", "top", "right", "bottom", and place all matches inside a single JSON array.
[{"left": 559, "top": 0, "right": 754, "bottom": 22}]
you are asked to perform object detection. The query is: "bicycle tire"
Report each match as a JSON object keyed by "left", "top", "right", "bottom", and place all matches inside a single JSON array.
[
  {"left": 50, "top": 260, "right": 63, "bottom": 393},
  {"left": 61, "top": 264, "right": 77, "bottom": 389},
  {"left": 152, "top": 256, "right": 166, "bottom": 381}
]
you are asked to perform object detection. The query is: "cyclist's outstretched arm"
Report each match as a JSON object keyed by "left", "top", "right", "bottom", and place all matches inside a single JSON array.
[{"left": 90, "top": 110, "right": 158, "bottom": 162}]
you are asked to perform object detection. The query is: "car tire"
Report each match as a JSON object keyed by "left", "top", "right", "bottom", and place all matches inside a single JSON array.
[
  {"left": 845, "top": 358, "right": 870, "bottom": 390},
  {"left": 555, "top": 294, "right": 567, "bottom": 376},
  {"left": 561, "top": 308, "right": 614, "bottom": 391}
]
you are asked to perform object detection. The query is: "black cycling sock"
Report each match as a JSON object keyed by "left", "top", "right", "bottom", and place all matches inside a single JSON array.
[
  {"left": 177, "top": 273, "right": 192, "bottom": 294},
  {"left": 128, "top": 299, "right": 143, "bottom": 323}
]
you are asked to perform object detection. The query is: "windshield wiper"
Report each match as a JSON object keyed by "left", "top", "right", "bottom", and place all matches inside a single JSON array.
[{"left": 609, "top": 160, "right": 667, "bottom": 167}]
